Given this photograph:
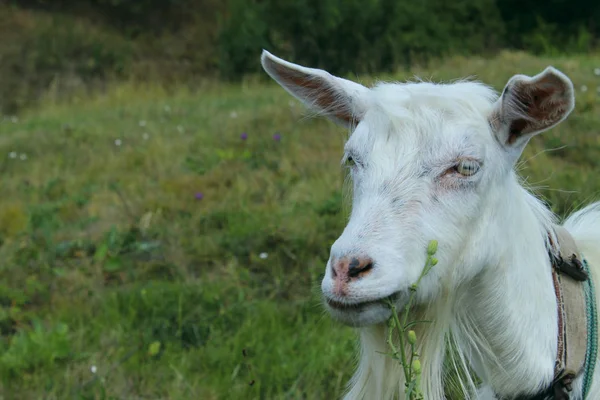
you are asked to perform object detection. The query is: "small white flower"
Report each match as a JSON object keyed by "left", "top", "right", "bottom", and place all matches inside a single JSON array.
[
  {"left": 11, "top": 116, "right": 18, "bottom": 123},
  {"left": 177, "top": 125, "right": 185, "bottom": 133},
  {"left": 259, "top": 252, "right": 268, "bottom": 259},
  {"left": 19, "top": 153, "right": 27, "bottom": 161},
  {"left": 230, "top": 111, "right": 238, "bottom": 119},
  {"left": 142, "top": 133, "right": 149, "bottom": 140},
  {"left": 581, "top": 85, "right": 588, "bottom": 92},
  {"left": 115, "top": 139, "right": 122, "bottom": 146},
  {"left": 9, "top": 151, "right": 17, "bottom": 159},
  {"left": 594, "top": 68, "right": 600, "bottom": 76},
  {"left": 164, "top": 105, "right": 171, "bottom": 113},
  {"left": 139, "top": 120, "right": 147, "bottom": 127},
  {"left": 90, "top": 365, "right": 97, "bottom": 374}
]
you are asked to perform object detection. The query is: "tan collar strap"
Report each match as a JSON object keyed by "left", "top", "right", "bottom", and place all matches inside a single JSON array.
[{"left": 548, "top": 225, "right": 589, "bottom": 397}]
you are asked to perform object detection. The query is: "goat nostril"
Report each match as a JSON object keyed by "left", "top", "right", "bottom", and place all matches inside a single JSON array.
[
  {"left": 348, "top": 259, "right": 374, "bottom": 279},
  {"left": 361, "top": 262, "right": 374, "bottom": 275}
]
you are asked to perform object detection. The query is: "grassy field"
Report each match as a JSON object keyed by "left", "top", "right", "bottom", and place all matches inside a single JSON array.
[{"left": 1, "top": 51, "right": 600, "bottom": 400}]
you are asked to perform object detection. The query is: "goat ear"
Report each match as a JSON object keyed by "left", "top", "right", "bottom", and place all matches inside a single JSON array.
[
  {"left": 261, "top": 50, "right": 368, "bottom": 128},
  {"left": 490, "top": 67, "right": 575, "bottom": 150}
]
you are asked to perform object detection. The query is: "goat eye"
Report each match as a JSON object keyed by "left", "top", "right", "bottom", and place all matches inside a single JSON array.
[
  {"left": 346, "top": 156, "right": 356, "bottom": 166},
  {"left": 455, "top": 159, "right": 480, "bottom": 176}
]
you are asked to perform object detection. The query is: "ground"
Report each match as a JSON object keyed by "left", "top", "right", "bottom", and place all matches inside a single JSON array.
[{"left": 1, "top": 51, "right": 600, "bottom": 399}]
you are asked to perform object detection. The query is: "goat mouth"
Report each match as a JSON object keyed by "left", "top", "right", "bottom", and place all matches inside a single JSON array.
[{"left": 325, "top": 292, "right": 402, "bottom": 311}]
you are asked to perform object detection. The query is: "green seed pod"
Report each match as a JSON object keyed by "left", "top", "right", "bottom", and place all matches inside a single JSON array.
[
  {"left": 431, "top": 258, "right": 438, "bottom": 266},
  {"left": 407, "top": 330, "right": 417, "bottom": 344},
  {"left": 412, "top": 359, "right": 422, "bottom": 375},
  {"left": 427, "top": 240, "right": 438, "bottom": 255}
]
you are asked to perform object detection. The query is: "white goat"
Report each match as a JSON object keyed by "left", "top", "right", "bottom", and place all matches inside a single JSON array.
[{"left": 261, "top": 50, "right": 600, "bottom": 400}]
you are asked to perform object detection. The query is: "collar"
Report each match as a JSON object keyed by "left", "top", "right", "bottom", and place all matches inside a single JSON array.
[{"left": 547, "top": 225, "right": 597, "bottom": 399}]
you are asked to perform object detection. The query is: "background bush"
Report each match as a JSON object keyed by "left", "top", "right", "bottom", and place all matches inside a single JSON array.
[
  {"left": 0, "top": 7, "right": 132, "bottom": 113},
  {"left": 219, "top": 0, "right": 507, "bottom": 78},
  {"left": 1, "top": 0, "right": 600, "bottom": 112}
]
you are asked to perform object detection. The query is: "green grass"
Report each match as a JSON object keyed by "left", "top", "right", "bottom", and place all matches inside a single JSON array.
[{"left": 1, "top": 51, "right": 600, "bottom": 399}]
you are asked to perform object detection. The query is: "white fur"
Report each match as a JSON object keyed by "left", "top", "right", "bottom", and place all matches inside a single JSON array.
[{"left": 261, "top": 50, "right": 599, "bottom": 399}]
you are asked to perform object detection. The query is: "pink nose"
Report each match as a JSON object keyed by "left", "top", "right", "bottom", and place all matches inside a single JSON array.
[{"left": 331, "top": 256, "right": 374, "bottom": 296}]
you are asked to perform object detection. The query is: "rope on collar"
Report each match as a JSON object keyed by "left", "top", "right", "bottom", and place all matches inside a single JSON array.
[{"left": 581, "top": 257, "right": 598, "bottom": 396}]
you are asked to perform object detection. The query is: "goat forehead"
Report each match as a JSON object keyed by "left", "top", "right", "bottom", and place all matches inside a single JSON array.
[
  {"left": 368, "top": 81, "right": 496, "bottom": 133},
  {"left": 370, "top": 80, "right": 499, "bottom": 113},
  {"left": 345, "top": 82, "right": 499, "bottom": 180},
  {"left": 347, "top": 110, "right": 490, "bottom": 162}
]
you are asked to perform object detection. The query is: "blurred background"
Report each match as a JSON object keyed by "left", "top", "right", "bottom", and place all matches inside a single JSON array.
[
  {"left": 1, "top": 1, "right": 600, "bottom": 399},
  {"left": 2, "top": 0, "right": 600, "bottom": 113}
]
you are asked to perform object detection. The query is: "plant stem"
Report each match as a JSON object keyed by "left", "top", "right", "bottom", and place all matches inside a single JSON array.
[
  {"left": 393, "top": 303, "right": 411, "bottom": 380},
  {"left": 383, "top": 240, "right": 438, "bottom": 400}
]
